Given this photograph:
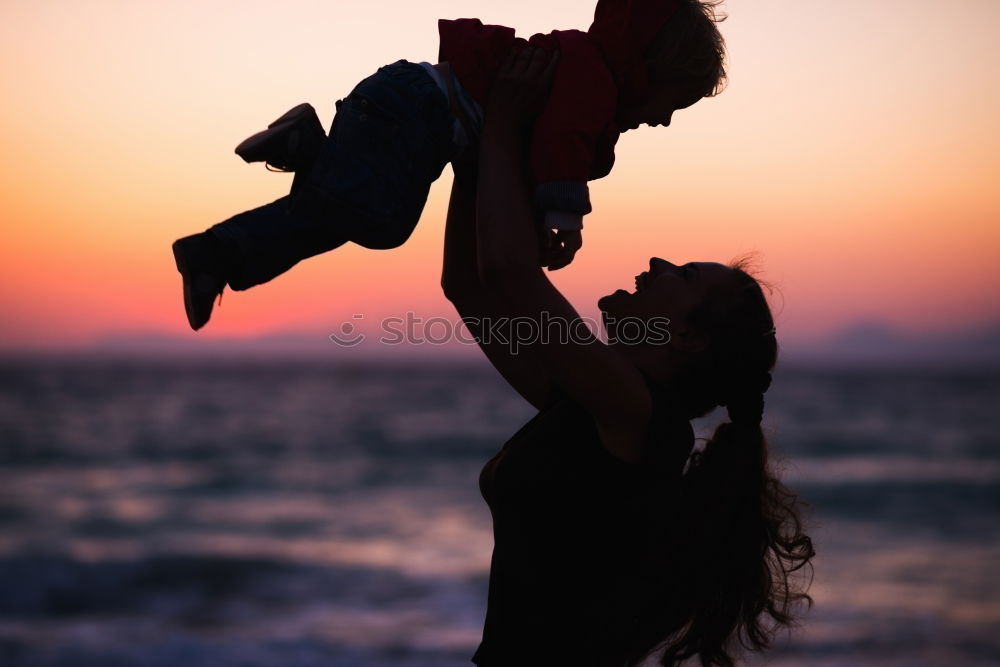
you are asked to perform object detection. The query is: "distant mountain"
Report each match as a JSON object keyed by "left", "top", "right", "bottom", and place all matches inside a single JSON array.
[
  {"left": 4, "top": 320, "right": 998, "bottom": 368},
  {"left": 781, "top": 320, "right": 1000, "bottom": 367}
]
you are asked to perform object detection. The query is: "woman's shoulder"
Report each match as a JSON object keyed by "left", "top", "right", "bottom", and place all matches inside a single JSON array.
[
  {"left": 553, "top": 376, "right": 695, "bottom": 469},
  {"left": 506, "top": 387, "right": 692, "bottom": 475}
]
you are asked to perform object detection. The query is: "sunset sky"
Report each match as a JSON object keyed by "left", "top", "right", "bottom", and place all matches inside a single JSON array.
[{"left": 1, "top": 0, "right": 997, "bottom": 352}]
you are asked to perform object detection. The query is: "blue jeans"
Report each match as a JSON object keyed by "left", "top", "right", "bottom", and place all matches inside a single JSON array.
[{"left": 211, "top": 61, "right": 454, "bottom": 291}]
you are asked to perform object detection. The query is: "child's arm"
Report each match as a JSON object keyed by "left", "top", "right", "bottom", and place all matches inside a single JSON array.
[
  {"left": 526, "top": 32, "right": 617, "bottom": 268},
  {"left": 544, "top": 210, "right": 583, "bottom": 231}
]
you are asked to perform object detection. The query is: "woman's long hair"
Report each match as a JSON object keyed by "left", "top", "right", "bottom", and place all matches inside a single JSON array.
[{"left": 629, "top": 262, "right": 815, "bottom": 666}]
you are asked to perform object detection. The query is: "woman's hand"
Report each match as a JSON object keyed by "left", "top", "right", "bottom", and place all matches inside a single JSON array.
[{"left": 486, "top": 44, "right": 559, "bottom": 129}]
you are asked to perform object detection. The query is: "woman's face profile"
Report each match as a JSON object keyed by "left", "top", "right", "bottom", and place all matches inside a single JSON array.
[{"left": 598, "top": 258, "right": 733, "bottom": 343}]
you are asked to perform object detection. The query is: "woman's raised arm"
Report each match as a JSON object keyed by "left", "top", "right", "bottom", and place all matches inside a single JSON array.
[
  {"left": 441, "top": 139, "right": 556, "bottom": 410},
  {"left": 473, "top": 47, "right": 652, "bottom": 460}
]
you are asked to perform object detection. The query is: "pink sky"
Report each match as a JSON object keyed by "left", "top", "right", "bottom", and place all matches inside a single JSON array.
[{"left": 0, "top": 0, "right": 997, "bottom": 351}]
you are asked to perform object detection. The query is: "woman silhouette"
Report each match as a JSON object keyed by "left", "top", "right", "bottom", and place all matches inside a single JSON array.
[{"left": 442, "top": 47, "right": 814, "bottom": 666}]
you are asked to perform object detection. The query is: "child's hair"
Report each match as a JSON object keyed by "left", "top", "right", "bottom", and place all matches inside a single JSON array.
[{"left": 645, "top": 0, "right": 728, "bottom": 98}]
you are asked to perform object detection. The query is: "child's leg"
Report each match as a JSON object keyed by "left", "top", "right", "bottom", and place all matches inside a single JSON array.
[
  {"left": 209, "top": 196, "right": 348, "bottom": 291},
  {"left": 173, "top": 196, "right": 345, "bottom": 330},
  {"left": 174, "top": 61, "right": 454, "bottom": 329},
  {"left": 291, "top": 61, "right": 456, "bottom": 250},
  {"left": 235, "top": 103, "right": 325, "bottom": 173}
]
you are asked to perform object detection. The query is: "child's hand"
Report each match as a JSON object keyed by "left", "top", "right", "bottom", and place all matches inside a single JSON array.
[
  {"left": 541, "top": 229, "right": 582, "bottom": 271},
  {"left": 487, "top": 45, "right": 559, "bottom": 129}
]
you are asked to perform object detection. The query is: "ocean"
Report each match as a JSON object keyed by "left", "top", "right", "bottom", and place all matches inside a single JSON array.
[{"left": 1, "top": 356, "right": 998, "bottom": 666}]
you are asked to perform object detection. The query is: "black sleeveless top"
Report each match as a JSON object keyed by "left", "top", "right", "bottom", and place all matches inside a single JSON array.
[{"left": 472, "top": 391, "right": 693, "bottom": 666}]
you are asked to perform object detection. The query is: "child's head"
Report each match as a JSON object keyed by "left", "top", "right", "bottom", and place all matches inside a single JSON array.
[
  {"left": 647, "top": 0, "right": 727, "bottom": 98},
  {"left": 616, "top": 0, "right": 727, "bottom": 131}
]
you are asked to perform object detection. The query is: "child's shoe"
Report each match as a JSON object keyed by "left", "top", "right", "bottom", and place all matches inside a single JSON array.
[
  {"left": 234, "top": 103, "right": 325, "bottom": 172},
  {"left": 171, "top": 232, "right": 230, "bottom": 331}
]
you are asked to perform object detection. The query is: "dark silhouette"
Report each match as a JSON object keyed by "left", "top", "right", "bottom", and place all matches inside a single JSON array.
[
  {"left": 171, "top": 0, "right": 727, "bottom": 330},
  {"left": 444, "top": 47, "right": 814, "bottom": 666}
]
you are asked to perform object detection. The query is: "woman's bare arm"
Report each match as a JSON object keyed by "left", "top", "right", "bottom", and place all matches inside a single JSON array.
[
  {"left": 441, "top": 161, "right": 555, "bottom": 410},
  {"left": 473, "top": 47, "right": 652, "bottom": 460}
]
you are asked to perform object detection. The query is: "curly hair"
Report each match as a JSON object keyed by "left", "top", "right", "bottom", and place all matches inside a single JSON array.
[
  {"left": 627, "top": 262, "right": 815, "bottom": 666},
  {"left": 645, "top": 0, "right": 728, "bottom": 98}
]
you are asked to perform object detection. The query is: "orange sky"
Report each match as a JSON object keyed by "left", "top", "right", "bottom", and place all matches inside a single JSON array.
[{"left": 1, "top": 0, "right": 998, "bottom": 350}]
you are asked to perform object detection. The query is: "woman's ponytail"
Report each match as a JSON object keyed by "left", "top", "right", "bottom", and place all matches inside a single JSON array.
[
  {"left": 654, "top": 382, "right": 813, "bottom": 666},
  {"left": 630, "top": 263, "right": 815, "bottom": 666}
]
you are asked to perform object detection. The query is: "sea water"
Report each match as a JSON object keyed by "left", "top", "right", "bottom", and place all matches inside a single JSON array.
[{"left": 0, "top": 357, "right": 997, "bottom": 666}]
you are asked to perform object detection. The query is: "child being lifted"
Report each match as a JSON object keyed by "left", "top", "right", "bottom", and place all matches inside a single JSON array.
[{"left": 172, "top": 0, "right": 726, "bottom": 330}]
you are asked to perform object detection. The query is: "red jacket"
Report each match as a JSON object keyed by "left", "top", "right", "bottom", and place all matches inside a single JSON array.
[{"left": 439, "top": 0, "right": 680, "bottom": 221}]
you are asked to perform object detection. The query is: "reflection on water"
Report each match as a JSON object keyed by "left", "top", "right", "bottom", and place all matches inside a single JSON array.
[{"left": 1, "top": 358, "right": 998, "bottom": 666}]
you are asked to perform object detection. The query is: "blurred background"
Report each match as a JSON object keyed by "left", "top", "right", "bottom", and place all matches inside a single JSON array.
[{"left": 1, "top": 0, "right": 998, "bottom": 665}]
